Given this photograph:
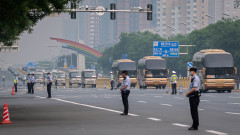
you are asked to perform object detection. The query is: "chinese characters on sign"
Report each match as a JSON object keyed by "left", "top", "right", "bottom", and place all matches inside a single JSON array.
[{"left": 153, "top": 41, "right": 179, "bottom": 57}]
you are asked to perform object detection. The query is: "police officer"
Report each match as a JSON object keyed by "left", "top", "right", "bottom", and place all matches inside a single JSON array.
[
  {"left": 186, "top": 67, "right": 201, "bottom": 130},
  {"left": 27, "top": 74, "right": 31, "bottom": 94},
  {"left": 110, "top": 71, "right": 114, "bottom": 90},
  {"left": 2, "top": 75, "right": 5, "bottom": 87},
  {"left": 14, "top": 75, "right": 18, "bottom": 92},
  {"left": 120, "top": 70, "right": 131, "bottom": 115},
  {"left": 170, "top": 71, "right": 177, "bottom": 94},
  {"left": 30, "top": 74, "right": 35, "bottom": 94},
  {"left": 55, "top": 75, "right": 58, "bottom": 89},
  {"left": 47, "top": 72, "right": 53, "bottom": 98}
]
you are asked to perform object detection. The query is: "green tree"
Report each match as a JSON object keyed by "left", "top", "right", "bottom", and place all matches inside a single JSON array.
[{"left": 0, "top": 0, "right": 81, "bottom": 46}]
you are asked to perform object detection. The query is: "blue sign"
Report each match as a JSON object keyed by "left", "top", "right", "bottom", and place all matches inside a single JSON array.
[
  {"left": 122, "top": 54, "right": 127, "bottom": 59},
  {"left": 153, "top": 41, "right": 179, "bottom": 57},
  {"left": 187, "top": 62, "right": 193, "bottom": 68}
]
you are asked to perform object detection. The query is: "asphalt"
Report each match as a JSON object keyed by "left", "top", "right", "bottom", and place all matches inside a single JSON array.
[{"left": 0, "top": 86, "right": 239, "bottom": 135}]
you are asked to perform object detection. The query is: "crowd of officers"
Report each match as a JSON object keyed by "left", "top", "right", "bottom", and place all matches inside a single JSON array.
[{"left": 26, "top": 74, "right": 35, "bottom": 94}]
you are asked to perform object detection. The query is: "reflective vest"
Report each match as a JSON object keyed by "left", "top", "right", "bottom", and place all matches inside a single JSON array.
[
  {"left": 171, "top": 75, "right": 177, "bottom": 82},
  {"left": 14, "top": 78, "right": 18, "bottom": 84}
]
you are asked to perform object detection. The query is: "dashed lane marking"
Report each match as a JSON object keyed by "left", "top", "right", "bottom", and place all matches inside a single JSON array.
[
  {"left": 174, "top": 97, "right": 184, "bottom": 100},
  {"left": 225, "top": 112, "right": 240, "bottom": 115},
  {"left": 229, "top": 96, "right": 240, "bottom": 99},
  {"left": 205, "top": 130, "right": 228, "bottom": 135},
  {"left": 35, "top": 96, "right": 47, "bottom": 99},
  {"left": 201, "top": 100, "right": 210, "bottom": 102},
  {"left": 160, "top": 104, "right": 173, "bottom": 106},
  {"left": 188, "top": 107, "right": 205, "bottom": 111},
  {"left": 154, "top": 96, "right": 162, "bottom": 98},
  {"left": 35, "top": 96, "right": 139, "bottom": 117},
  {"left": 205, "top": 95, "right": 215, "bottom": 97},
  {"left": 172, "top": 123, "right": 190, "bottom": 127},
  {"left": 147, "top": 117, "right": 162, "bottom": 121},
  {"left": 228, "top": 103, "right": 240, "bottom": 105},
  {"left": 137, "top": 101, "right": 147, "bottom": 103}
]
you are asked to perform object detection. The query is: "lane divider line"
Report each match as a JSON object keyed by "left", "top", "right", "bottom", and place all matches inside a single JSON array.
[
  {"left": 160, "top": 104, "right": 173, "bottom": 106},
  {"left": 172, "top": 123, "right": 190, "bottom": 127},
  {"left": 137, "top": 101, "right": 147, "bottom": 103},
  {"left": 225, "top": 112, "right": 240, "bottom": 115},
  {"left": 35, "top": 96, "right": 139, "bottom": 117},
  {"left": 205, "top": 130, "right": 228, "bottom": 135},
  {"left": 228, "top": 103, "right": 240, "bottom": 105},
  {"left": 201, "top": 100, "right": 210, "bottom": 102},
  {"left": 174, "top": 97, "right": 184, "bottom": 100},
  {"left": 147, "top": 117, "right": 162, "bottom": 121}
]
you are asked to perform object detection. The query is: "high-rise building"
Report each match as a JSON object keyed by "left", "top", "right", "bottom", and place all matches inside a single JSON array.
[{"left": 150, "top": 0, "right": 240, "bottom": 38}]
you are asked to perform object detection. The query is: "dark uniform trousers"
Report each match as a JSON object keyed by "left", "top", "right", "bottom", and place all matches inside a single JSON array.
[
  {"left": 121, "top": 90, "right": 130, "bottom": 114},
  {"left": 110, "top": 80, "right": 114, "bottom": 90},
  {"left": 47, "top": 82, "right": 52, "bottom": 98},
  {"left": 189, "top": 96, "right": 200, "bottom": 128},
  {"left": 31, "top": 83, "right": 34, "bottom": 94},
  {"left": 14, "top": 83, "right": 18, "bottom": 92},
  {"left": 171, "top": 83, "right": 177, "bottom": 94},
  {"left": 27, "top": 83, "right": 30, "bottom": 93}
]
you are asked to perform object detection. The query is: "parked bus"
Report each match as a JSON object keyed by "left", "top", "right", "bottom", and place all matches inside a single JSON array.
[
  {"left": 137, "top": 56, "right": 168, "bottom": 89},
  {"left": 192, "top": 49, "right": 237, "bottom": 93},
  {"left": 112, "top": 59, "right": 137, "bottom": 87},
  {"left": 81, "top": 69, "right": 97, "bottom": 88},
  {"left": 69, "top": 70, "right": 82, "bottom": 88}
]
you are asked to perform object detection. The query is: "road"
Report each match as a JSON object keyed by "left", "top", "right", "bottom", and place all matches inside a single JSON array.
[{"left": 0, "top": 86, "right": 240, "bottom": 135}]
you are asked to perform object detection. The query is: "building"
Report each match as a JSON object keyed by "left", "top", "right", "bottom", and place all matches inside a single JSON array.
[{"left": 152, "top": 0, "right": 240, "bottom": 38}]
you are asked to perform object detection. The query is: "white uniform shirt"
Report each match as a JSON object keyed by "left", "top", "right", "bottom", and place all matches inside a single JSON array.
[{"left": 120, "top": 76, "right": 131, "bottom": 91}]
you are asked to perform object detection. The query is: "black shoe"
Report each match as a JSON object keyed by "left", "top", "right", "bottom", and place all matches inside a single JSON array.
[
  {"left": 47, "top": 97, "right": 51, "bottom": 99},
  {"left": 120, "top": 113, "right": 128, "bottom": 115},
  {"left": 188, "top": 127, "right": 198, "bottom": 130}
]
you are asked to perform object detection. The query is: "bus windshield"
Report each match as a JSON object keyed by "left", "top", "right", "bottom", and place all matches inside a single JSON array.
[
  {"left": 206, "top": 68, "right": 234, "bottom": 79},
  {"left": 70, "top": 72, "right": 81, "bottom": 78},
  {"left": 118, "top": 70, "right": 137, "bottom": 78},
  {"left": 145, "top": 69, "right": 168, "bottom": 78},
  {"left": 83, "top": 71, "right": 96, "bottom": 78}
]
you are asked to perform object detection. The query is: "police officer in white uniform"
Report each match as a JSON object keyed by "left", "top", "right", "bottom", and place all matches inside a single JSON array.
[
  {"left": 186, "top": 67, "right": 201, "bottom": 130},
  {"left": 110, "top": 71, "right": 114, "bottom": 90},
  {"left": 120, "top": 70, "right": 131, "bottom": 115},
  {"left": 47, "top": 72, "right": 53, "bottom": 98}
]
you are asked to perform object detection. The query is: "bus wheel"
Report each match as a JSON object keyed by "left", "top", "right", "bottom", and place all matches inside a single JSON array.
[
  {"left": 227, "top": 90, "right": 232, "bottom": 93},
  {"left": 82, "top": 84, "right": 85, "bottom": 88},
  {"left": 156, "top": 86, "right": 158, "bottom": 89},
  {"left": 143, "top": 86, "right": 147, "bottom": 89},
  {"left": 139, "top": 85, "right": 142, "bottom": 89},
  {"left": 162, "top": 86, "right": 166, "bottom": 89}
]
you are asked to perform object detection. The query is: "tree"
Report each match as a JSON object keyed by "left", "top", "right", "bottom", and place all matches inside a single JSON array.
[
  {"left": 235, "top": 0, "right": 240, "bottom": 8},
  {"left": 0, "top": 0, "right": 81, "bottom": 46}
]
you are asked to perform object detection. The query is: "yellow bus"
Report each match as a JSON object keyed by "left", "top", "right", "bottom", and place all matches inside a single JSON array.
[
  {"left": 112, "top": 59, "right": 137, "bottom": 88},
  {"left": 137, "top": 56, "right": 168, "bottom": 89},
  {"left": 193, "top": 49, "right": 237, "bottom": 93}
]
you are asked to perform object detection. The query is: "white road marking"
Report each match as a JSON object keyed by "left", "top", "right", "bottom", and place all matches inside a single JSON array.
[
  {"left": 35, "top": 96, "right": 46, "bottom": 99},
  {"left": 201, "top": 100, "right": 210, "bottom": 102},
  {"left": 205, "top": 130, "right": 228, "bottom": 135},
  {"left": 225, "top": 112, "right": 240, "bottom": 115},
  {"left": 104, "top": 97, "right": 111, "bottom": 98},
  {"left": 160, "top": 104, "right": 173, "bottom": 106},
  {"left": 35, "top": 96, "right": 139, "bottom": 117},
  {"left": 229, "top": 96, "right": 240, "bottom": 98},
  {"left": 188, "top": 107, "right": 205, "bottom": 111},
  {"left": 205, "top": 95, "right": 215, "bottom": 97},
  {"left": 137, "top": 101, "right": 147, "bottom": 103},
  {"left": 154, "top": 96, "right": 162, "bottom": 98},
  {"left": 172, "top": 123, "right": 190, "bottom": 127},
  {"left": 174, "top": 97, "right": 184, "bottom": 99},
  {"left": 147, "top": 117, "right": 162, "bottom": 121},
  {"left": 228, "top": 103, "right": 240, "bottom": 105}
]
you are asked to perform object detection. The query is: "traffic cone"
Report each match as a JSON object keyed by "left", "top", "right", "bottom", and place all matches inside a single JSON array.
[
  {"left": 11, "top": 85, "right": 16, "bottom": 95},
  {"left": 0, "top": 103, "right": 13, "bottom": 124}
]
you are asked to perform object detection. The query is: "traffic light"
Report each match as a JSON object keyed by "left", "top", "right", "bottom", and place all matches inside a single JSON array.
[
  {"left": 71, "top": 2, "right": 76, "bottom": 19},
  {"left": 110, "top": 3, "right": 116, "bottom": 20},
  {"left": 147, "top": 4, "right": 152, "bottom": 21}
]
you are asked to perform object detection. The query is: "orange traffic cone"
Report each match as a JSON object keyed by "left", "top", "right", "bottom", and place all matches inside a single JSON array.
[
  {"left": 11, "top": 85, "right": 16, "bottom": 95},
  {"left": 0, "top": 103, "right": 13, "bottom": 124}
]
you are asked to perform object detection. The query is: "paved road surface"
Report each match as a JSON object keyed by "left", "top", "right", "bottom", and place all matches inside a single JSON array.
[{"left": 0, "top": 87, "right": 239, "bottom": 135}]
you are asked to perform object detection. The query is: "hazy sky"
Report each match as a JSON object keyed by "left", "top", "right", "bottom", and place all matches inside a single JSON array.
[{"left": 0, "top": 16, "right": 67, "bottom": 66}]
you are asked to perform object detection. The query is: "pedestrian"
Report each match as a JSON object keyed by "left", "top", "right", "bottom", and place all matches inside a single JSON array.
[
  {"left": 14, "top": 75, "right": 18, "bottom": 92},
  {"left": 120, "top": 70, "right": 131, "bottom": 115},
  {"left": 27, "top": 74, "right": 31, "bottom": 94},
  {"left": 2, "top": 75, "right": 5, "bottom": 87},
  {"left": 47, "top": 72, "right": 53, "bottom": 98},
  {"left": 110, "top": 71, "right": 114, "bottom": 90},
  {"left": 55, "top": 75, "right": 58, "bottom": 89},
  {"left": 186, "top": 67, "right": 201, "bottom": 131},
  {"left": 170, "top": 71, "right": 177, "bottom": 94},
  {"left": 30, "top": 74, "right": 35, "bottom": 94}
]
